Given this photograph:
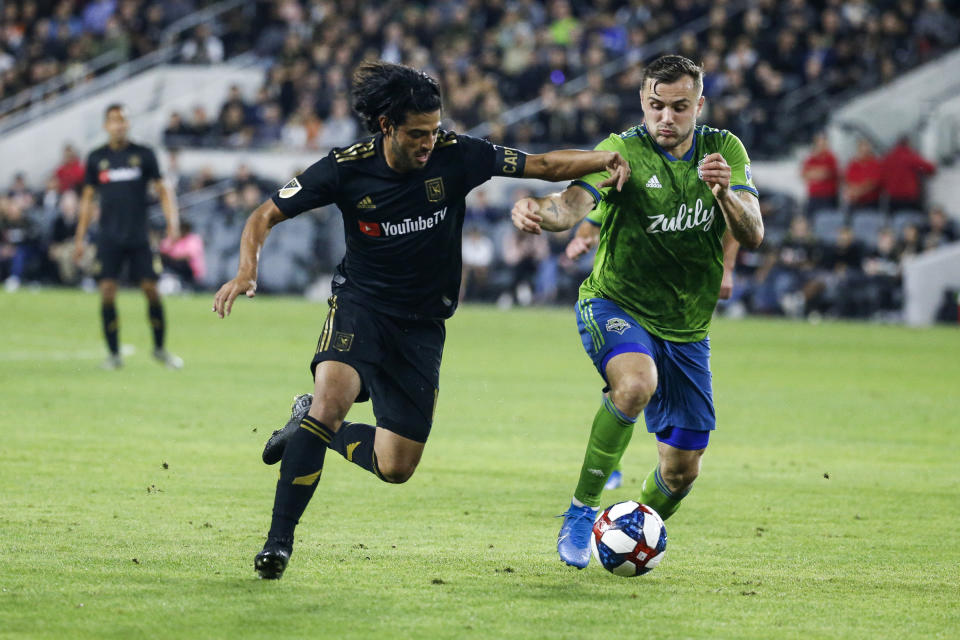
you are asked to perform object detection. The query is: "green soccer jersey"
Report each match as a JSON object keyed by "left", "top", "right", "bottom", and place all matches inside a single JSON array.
[{"left": 576, "top": 124, "right": 758, "bottom": 342}]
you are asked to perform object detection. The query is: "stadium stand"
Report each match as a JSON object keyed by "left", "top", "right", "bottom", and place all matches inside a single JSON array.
[{"left": 2, "top": 0, "right": 959, "bottom": 321}]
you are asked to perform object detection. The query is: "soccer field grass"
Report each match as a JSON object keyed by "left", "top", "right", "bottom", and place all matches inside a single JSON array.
[{"left": 1, "top": 289, "right": 958, "bottom": 639}]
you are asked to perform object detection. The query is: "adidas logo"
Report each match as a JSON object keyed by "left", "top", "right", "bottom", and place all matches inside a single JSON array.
[
  {"left": 587, "top": 468, "right": 605, "bottom": 477},
  {"left": 645, "top": 175, "right": 662, "bottom": 189},
  {"left": 357, "top": 195, "right": 376, "bottom": 209}
]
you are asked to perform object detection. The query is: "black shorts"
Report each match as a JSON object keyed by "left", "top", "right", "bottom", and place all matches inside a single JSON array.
[
  {"left": 310, "top": 295, "right": 445, "bottom": 443},
  {"left": 96, "top": 242, "right": 158, "bottom": 282}
]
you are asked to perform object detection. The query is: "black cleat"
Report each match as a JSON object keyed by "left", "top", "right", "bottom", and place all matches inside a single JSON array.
[
  {"left": 254, "top": 538, "right": 293, "bottom": 579},
  {"left": 262, "top": 393, "right": 313, "bottom": 465}
]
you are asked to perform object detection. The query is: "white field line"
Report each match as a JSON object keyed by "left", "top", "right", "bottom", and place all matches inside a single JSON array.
[{"left": 0, "top": 344, "right": 136, "bottom": 361}]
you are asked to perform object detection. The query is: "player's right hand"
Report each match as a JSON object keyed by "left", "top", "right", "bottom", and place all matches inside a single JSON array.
[
  {"left": 213, "top": 276, "right": 257, "bottom": 318},
  {"left": 511, "top": 197, "right": 543, "bottom": 235}
]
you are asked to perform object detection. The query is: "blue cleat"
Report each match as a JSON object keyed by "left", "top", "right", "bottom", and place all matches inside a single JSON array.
[
  {"left": 604, "top": 470, "right": 623, "bottom": 490},
  {"left": 557, "top": 502, "right": 597, "bottom": 569}
]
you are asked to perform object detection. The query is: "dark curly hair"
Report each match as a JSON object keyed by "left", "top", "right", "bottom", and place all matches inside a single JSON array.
[
  {"left": 351, "top": 61, "right": 442, "bottom": 134},
  {"left": 642, "top": 55, "right": 703, "bottom": 95}
]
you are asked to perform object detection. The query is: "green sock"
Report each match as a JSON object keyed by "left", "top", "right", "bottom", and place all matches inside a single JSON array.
[
  {"left": 639, "top": 465, "right": 690, "bottom": 521},
  {"left": 573, "top": 396, "right": 636, "bottom": 508}
]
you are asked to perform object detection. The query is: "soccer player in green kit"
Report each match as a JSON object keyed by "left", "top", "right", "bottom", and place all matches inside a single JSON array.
[{"left": 511, "top": 55, "right": 763, "bottom": 568}]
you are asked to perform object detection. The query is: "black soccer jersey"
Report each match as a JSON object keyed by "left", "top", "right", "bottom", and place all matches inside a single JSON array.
[
  {"left": 84, "top": 142, "right": 161, "bottom": 245},
  {"left": 271, "top": 131, "right": 526, "bottom": 320}
]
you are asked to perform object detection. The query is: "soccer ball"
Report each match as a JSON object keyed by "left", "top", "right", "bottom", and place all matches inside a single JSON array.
[{"left": 590, "top": 501, "right": 667, "bottom": 577}]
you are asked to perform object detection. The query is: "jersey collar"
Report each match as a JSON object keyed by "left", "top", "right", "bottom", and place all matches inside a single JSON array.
[{"left": 643, "top": 124, "right": 698, "bottom": 162}]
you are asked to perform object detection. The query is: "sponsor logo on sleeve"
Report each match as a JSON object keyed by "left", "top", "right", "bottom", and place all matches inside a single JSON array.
[
  {"left": 605, "top": 318, "right": 631, "bottom": 335},
  {"left": 279, "top": 177, "right": 302, "bottom": 198},
  {"left": 333, "top": 331, "right": 354, "bottom": 351}
]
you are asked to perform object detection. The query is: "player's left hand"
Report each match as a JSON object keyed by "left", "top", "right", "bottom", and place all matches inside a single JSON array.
[
  {"left": 719, "top": 268, "right": 734, "bottom": 299},
  {"left": 698, "top": 153, "right": 731, "bottom": 195},
  {"left": 212, "top": 276, "right": 257, "bottom": 318},
  {"left": 596, "top": 152, "right": 631, "bottom": 191},
  {"left": 511, "top": 198, "right": 543, "bottom": 235}
]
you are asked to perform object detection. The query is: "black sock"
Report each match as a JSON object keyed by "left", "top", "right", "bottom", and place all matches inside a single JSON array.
[
  {"left": 101, "top": 303, "right": 119, "bottom": 355},
  {"left": 148, "top": 302, "right": 165, "bottom": 350},
  {"left": 329, "top": 421, "right": 386, "bottom": 481},
  {"left": 267, "top": 416, "right": 334, "bottom": 543}
]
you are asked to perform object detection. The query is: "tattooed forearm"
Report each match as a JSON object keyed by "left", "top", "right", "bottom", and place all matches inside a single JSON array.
[
  {"left": 545, "top": 199, "right": 561, "bottom": 227},
  {"left": 717, "top": 190, "right": 764, "bottom": 249}
]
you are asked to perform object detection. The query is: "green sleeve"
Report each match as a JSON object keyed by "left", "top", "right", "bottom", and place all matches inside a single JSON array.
[
  {"left": 585, "top": 207, "right": 606, "bottom": 226},
  {"left": 569, "top": 134, "right": 625, "bottom": 208},
  {"left": 720, "top": 132, "right": 758, "bottom": 197}
]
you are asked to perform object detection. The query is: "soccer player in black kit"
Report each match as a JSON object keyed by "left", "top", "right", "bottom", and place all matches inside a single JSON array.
[
  {"left": 212, "top": 61, "right": 630, "bottom": 579},
  {"left": 74, "top": 104, "right": 183, "bottom": 370}
]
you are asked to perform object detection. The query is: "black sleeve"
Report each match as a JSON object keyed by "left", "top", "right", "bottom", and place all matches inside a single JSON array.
[
  {"left": 143, "top": 148, "right": 162, "bottom": 180},
  {"left": 271, "top": 153, "right": 339, "bottom": 218},
  {"left": 457, "top": 134, "right": 528, "bottom": 191}
]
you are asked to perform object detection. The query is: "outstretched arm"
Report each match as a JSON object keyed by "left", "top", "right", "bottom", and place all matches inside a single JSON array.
[
  {"left": 523, "top": 150, "right": 630, "bottom": 190},
  {"left": 212, "top": 199, "right": 287, "bottom": 318},
  {"left": 511, "top": 184, "right": 596, "bottom": 234}
]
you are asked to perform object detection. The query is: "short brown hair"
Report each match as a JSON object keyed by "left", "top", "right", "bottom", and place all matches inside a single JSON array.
[{"left": 642, "top": 55, "right": 703, "bottom": 95}]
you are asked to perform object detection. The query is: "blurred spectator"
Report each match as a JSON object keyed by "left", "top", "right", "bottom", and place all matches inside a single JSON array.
[
  {"left": 159, "top": 219, "right": 206, "bottom": 288},
  {"left": 1, "top": 195, "right": 43, "bottom": 290},
  {"left": 844, "top": 138, "right": 883, "bottom": 212},
  {"left": 461, "top": 226, "right": 495, "bottom": 302},
  {"left": 163, "top": 112, "right": 193, "bottom": 149},
  {"left": 54, "top": 144, "right": 86, "bottom": 193},
  {"left": 465, "top": 189, "right": 500, "bottom": 229},
  {"left": 500, "top": 226, "right": 549, "bottom": 308},
  {"left": 881, "top": 136, "right": 936, "bottom": 212},
  {"left": 862, "top": 227, "right": 903, "bottom": 315},
  {"left": 188, "top": 105, "right": 215, "bottom": 147},
  {"left": 47, "top": 189, "right": 95, "bottom": 285},
  {"left": 180, "top": 24, "right": 224, "bottom": 64},
  {"left": 752, "top": 215, "right": 821, "bottom": 316},
  {"left": 801, "top": 131, "right": 839, "bottom": 214},
  {"left": 253, "top": 102, "right": 284, "bottom": 147},
  {"left": 914, "top": 0, "right": 960, "bottom": 59},
  {"left": 807, "top": 226, "right": 868, "bottom": 317},
  {"left": 920, "top": 204, "right": 958, "bottom": 250},
  {"left": 898, "top": 223, "right": 924, "bottom": 260},
  {"left": 317, "top": 96, "right": 358, "bottom": 149}
]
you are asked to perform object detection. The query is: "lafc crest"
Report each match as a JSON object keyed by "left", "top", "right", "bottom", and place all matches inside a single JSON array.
[
  {"left": 425, "top": 177, "right": 444, "bottom": 202},
  {"left": 333, "top": 331, "right": 354, "bottom": 351}
]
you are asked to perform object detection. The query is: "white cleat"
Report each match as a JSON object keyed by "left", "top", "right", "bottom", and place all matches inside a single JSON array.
[
  {"left": 153, "top": 349, "right": 184, "bottom": 370},
  {"left": 101, "top": 354, "right": 123, "bottom": 370}
]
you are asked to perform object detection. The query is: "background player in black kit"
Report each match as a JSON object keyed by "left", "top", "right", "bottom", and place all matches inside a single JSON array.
[
  {"left": 74, "top": 104, "right": 183, "bottom": 370},
  {"left": 212, "top": 61, "right": 630, "bottom": 579}
]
